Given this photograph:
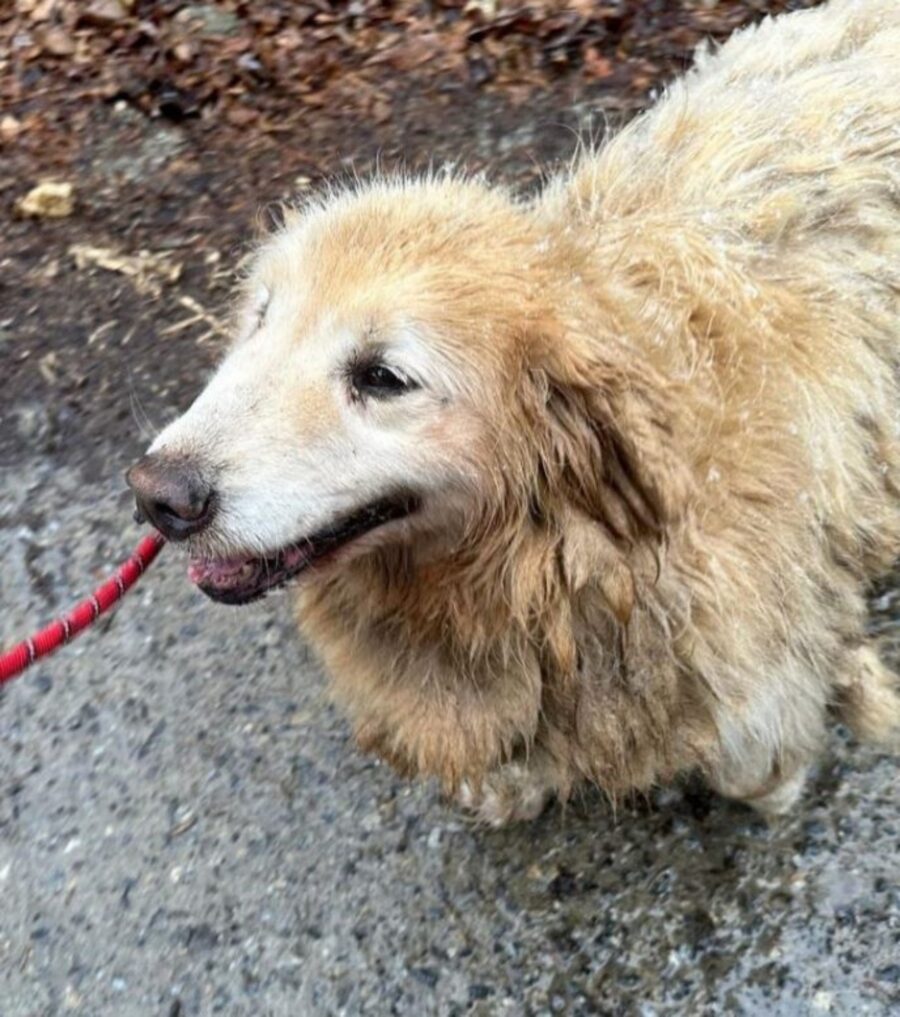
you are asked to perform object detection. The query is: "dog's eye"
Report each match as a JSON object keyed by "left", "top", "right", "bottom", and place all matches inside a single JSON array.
[
  {"left": 254, "top": 298, "right": 269, "bottom": 331},
  {"left": 351, "top": 362, "right": 416, "bottom": 399}
]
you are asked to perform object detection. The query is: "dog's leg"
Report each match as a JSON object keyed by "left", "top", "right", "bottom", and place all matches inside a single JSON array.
[
  {"left": 833, "top": 644, "right": 900, "bottom": 746},
  {"left": 456, "top": 750, "right": 568, "bottom": 827},
  {"left": 733, "top": 762, "right": 812, "bottom": 816},
  {"left": 710, "top": 754, "right": 814, "bottom": 817},
  {"left": 707, "top": 706, "right": 821, "bottom": 819}
]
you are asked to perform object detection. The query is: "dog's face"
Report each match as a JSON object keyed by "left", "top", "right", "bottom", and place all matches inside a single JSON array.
[{"left": 127, "top": 180, "right": 543, "bottom": 603}]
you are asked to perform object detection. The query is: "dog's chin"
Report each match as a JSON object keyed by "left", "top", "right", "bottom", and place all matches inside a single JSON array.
[{"left": 187, "top": 493, "right": 420, "bottom": 605}]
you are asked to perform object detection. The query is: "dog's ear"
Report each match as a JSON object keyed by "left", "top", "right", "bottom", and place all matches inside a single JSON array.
[{"left": 523, "top": 325, "right": 692, "bottom": 549}]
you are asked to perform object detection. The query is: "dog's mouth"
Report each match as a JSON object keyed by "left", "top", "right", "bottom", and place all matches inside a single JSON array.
[{"left": 187, "top": 493, "right": 419, "bottom": 605}]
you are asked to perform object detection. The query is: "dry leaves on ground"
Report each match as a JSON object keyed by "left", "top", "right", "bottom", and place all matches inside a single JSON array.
[{"left": 1, "top": 2, "right": 823, "bottom": 146}]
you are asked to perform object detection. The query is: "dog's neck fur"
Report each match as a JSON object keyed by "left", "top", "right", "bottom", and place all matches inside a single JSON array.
[
  {"left": 296, "top": 178, "right": 812, "bottom": 794},
  {"left": 295, "top": 320, "right": 718, "bottom": 794}
]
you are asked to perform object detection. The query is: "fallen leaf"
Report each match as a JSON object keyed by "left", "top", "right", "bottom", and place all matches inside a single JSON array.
[
  {"left": 38, "top": 25, "right": 76, "bottom": 57},
  {"left": 69, "top": 244, "right": 182, "bottom": 296},
  {"left": 464, "top": 0, "right": 498, "bottom": 17},
  {"left": 15, "top": 180, "right": 75, "bottom": 218},
  {"left": 225, "top": 105, "right": 259, "bottom": 128},
  {"left": 38, "top": 351, "right": 59, "bottom": 384},
  {"left": 26, "top": 0, "right": 56, "bottom": 23},
  {"left": 79, "top": 0, "right": 128, "bottom": 28},
  {"left": 382, "top": 33, "right": 445, "bottom": 73}
]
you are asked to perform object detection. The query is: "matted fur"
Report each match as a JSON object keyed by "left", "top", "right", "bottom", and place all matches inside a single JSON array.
[{"left": 147, "top": 0, "right": 900, "bottom": 822}]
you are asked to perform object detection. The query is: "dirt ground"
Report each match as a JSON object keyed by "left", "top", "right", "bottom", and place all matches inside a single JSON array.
[{"left": 1, "top": 2, "right": 898, "bottom": 1015}]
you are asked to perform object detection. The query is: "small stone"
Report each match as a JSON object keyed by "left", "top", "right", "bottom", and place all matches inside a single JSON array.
[
  {"left": 410, "top": 966, "right": 439, "bottom": 989},
  {"left": 15, "top": 181, "right": 74, "bottom": 219},
  {"left": 172, "top": 41, "right": 195, "bottom": 64},
  {"left": 15, "top": 404, "right": 49, "bottom": 441},
  {"left": 0, "top": 115, "right": 21, "bottom": 141},
  {"left": 176, "top": 4, "right": 241, "bottom": 37},
  {"left": 63, "top": 985, "right": 82, "bottom": 1010},
  {"left": 547, "top": 866, "right": 578, "bottom": 899},
  {"left": 38, "top": 351, "right": 59, "bottom": 384},
  {"left": 30, "top": 672, "right": 52, "bottom": 695}
]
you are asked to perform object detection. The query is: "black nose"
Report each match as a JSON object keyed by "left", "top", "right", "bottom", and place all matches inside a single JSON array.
[{"left": 125, "top": 454, "right": 214, "bottom": 541}]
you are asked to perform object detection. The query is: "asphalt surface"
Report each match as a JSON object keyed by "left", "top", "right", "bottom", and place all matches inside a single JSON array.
[
  {"left": 2, "top": 90, "right": 899, "bottom": 1017},
  {"left": 2, "top": 461, "right": 899, "bottom": 1017}
]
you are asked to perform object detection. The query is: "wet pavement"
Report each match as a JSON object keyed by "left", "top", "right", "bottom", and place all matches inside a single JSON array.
[{"left": 1, "top": 462, "right": 898, "bottom": 1016}]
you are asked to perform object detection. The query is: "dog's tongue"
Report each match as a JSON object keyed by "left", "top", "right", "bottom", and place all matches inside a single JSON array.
[
  {"left": 187, "top": 544, "right": 313, "bottom": 592},
  {"left": 187, "top": 555, "right": 260, "bottom": 590}
]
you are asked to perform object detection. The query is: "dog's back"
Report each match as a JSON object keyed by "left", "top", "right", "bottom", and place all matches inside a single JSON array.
[
  {"left": 544, "top": 0, "right": 900, "bottom": 570},
  {"left": 537, "top": 0, "right": 900, "bottom": 804},
  {"left": 561, "top": 0, "right": 900, "bottom": 236}
]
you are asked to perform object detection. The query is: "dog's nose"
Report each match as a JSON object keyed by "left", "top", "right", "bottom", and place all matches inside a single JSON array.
[{"left": 126, "top": 454, "right": 214, "bottom": 541}]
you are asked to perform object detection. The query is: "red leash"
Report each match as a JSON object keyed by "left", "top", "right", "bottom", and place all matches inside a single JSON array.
[{"left": 0, "top": 533, "right": 165, "bottom": 686}]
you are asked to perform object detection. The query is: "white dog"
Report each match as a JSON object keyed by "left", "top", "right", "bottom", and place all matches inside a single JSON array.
[{"left": 129, "top": 0, "right": 900, "bottom": 824}]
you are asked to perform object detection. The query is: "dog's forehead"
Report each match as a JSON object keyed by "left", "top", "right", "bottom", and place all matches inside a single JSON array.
[
  {"left": 246, "top": 242, "right": 436, "bottom": 357},
  {"left": 267, "top": 223, "right": 442, "bottom": 296},
  {"left": 255, "top": 181, "right": 530, "bottom": 298},
  {"left": 239, "top": 185, "right": 538, "bottom": 377},
  {"left": 236, "top": 255, "right": 435, "bottom": 374}
]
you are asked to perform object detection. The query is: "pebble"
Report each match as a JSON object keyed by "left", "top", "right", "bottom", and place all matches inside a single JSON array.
[{"left": 15, "top": 181, "right": 74, "bottom": 219}]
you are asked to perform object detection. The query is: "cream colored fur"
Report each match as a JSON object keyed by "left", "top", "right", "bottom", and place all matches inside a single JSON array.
[{"left": 151, "top": 0, "right": 900, "bottom": 823}]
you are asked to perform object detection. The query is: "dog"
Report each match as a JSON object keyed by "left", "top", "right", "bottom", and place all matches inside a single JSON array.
[{"left": 127, "top": 0, "right": 900, "bottom": 824}]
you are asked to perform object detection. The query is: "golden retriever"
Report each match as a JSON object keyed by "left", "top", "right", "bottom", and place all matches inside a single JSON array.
[{"left": 128, "top": 0, "right": 900, "bottom": 823}]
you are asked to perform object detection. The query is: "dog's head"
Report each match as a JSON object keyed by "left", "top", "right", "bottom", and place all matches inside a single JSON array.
[{"left": 128, "top": 177, "right": 688, "bottom": 606}]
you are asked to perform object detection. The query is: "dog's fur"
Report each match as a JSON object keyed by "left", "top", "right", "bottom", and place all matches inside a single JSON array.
[{"left": 148, "top": 0, "right": 900, "bottom": 823}]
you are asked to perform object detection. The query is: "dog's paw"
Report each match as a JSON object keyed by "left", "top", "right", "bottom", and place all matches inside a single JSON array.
[
  {"left": 714, "top": 761, "right": 810, "bottom": 818},
  {"left": 456, "top": 761, "right": 559, "bottom": 827}
]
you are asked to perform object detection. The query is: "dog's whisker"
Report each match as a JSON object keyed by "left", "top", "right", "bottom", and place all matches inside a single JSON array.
[{"left": 126, "top": 371, "right": 158, "bottom": 442}]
